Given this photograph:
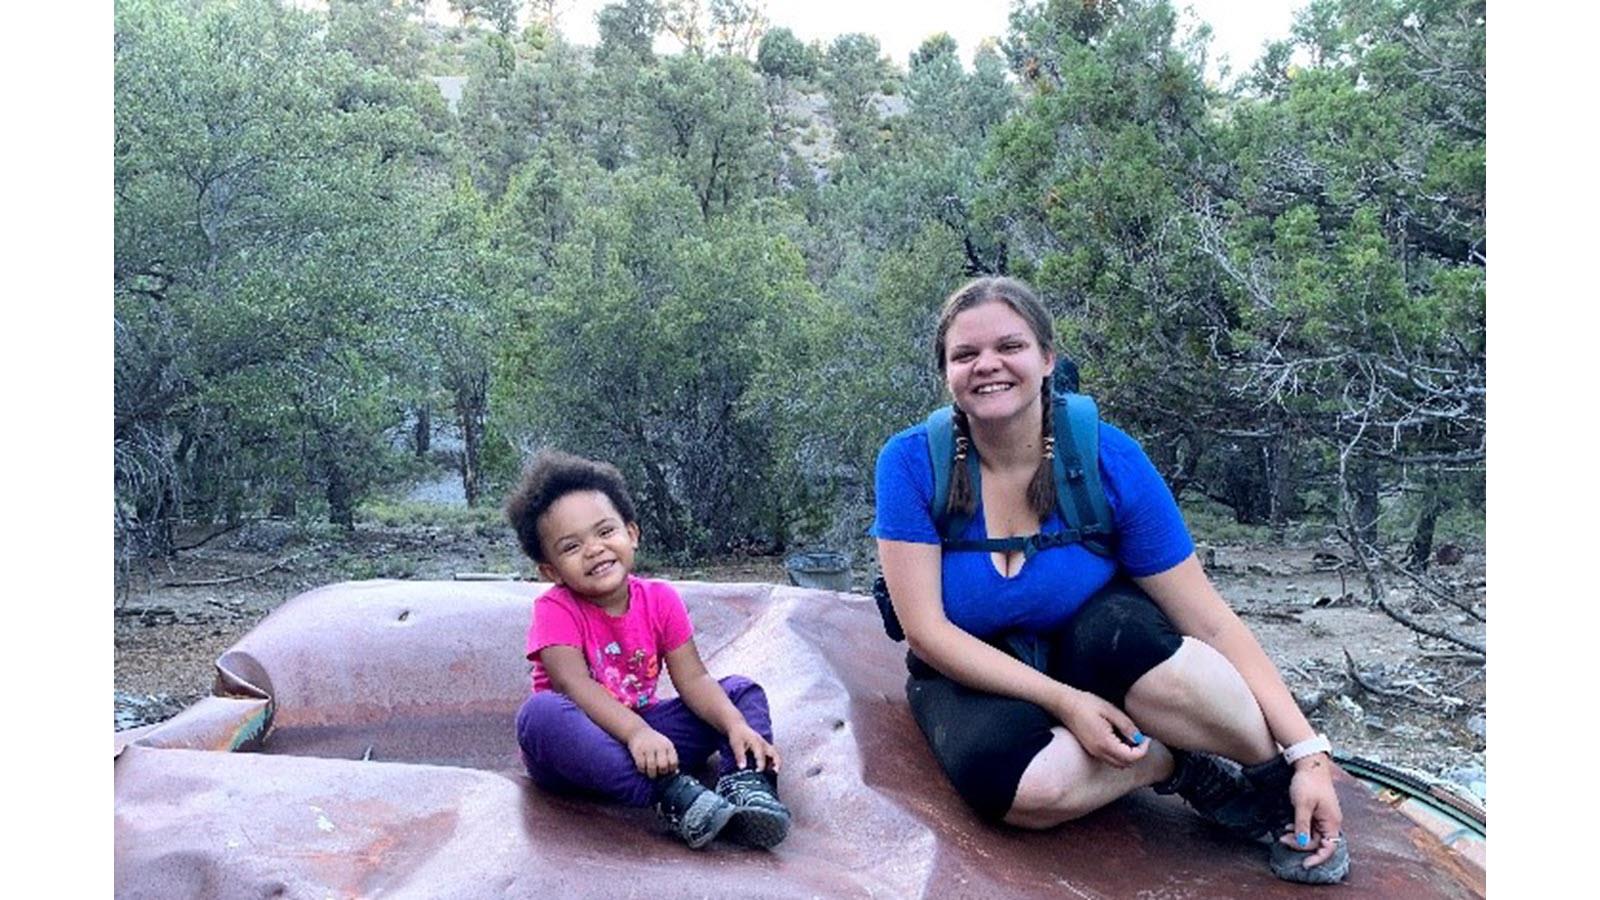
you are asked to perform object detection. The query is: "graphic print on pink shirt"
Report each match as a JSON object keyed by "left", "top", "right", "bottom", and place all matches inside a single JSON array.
[
  {"left": 596, "top": 641, "right": 666, "bottom": 708},
  {"left": 525, "top": 576, "right": 693, "bottom": 709}
]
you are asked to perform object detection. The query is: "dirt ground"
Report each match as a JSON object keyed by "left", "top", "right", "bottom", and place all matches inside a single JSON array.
[{"left": 114, "top": 519, "right": 1486, "bottom": 802}]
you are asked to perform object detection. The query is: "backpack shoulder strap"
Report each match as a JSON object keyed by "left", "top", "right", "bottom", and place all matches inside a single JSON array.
[
  {"left": 1051, "top": 393, "right": 1115, "bottom": 557},
  {"left": 925, "top": 405, "right": 976, "bottom": 541},
  {"left": 926, "top": 406, "right": 954, "bottom": 537}
]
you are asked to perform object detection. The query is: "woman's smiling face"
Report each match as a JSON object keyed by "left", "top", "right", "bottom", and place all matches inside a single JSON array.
[{"left": 942, "top": 299, "right": 1055, "bottom": 425}]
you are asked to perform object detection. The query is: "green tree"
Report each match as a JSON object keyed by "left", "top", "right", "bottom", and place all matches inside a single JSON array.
[
  {"left": 450, "top": 0, "right": 524, "bottom": 35},
  {"left": 495, "top": 170, "right": 816, "bottom": 555},
  {"left": 1201, "top": 0, "right": 1485, "bottom": 553},
  {"left": 756, "top": 26, "right": 817, "bottom": 80},
  {"left": 819, "top": 33, "right": 894, "bottom": 156},
  {"left": 327, "top": 0, "right": 430, "bottom": 79},
  {"left": 984, "top": 0, "right": 1236, "bottom": 506},
  {"left": 388, "top": 175, "right": 507, "bottom": 506},
  {"left": 596, "top": 0, "right": 662, "bottom": 64},
  {"left": 640, "top": 53, "right": 775, "bottom": 219},
  {"left": 749, "top": 222, "right": 970, "bottom": 546},
  {"left": 116, "top": 0, "right": 437, "bottom": 539}
]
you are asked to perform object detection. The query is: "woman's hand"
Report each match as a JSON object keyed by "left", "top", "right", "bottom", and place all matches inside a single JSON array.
[
  {"left": 1054, "top": 688, "right": 1149, "bottom": 768},
  {"left": 627, "top": 727, "right": 679, "bottom": 778},
  {"left": 1277, "top": 754, "right": 1344, "bottom": 866},
  {"left": 726, "top": 722, "right": 781, "bottom": 773}
]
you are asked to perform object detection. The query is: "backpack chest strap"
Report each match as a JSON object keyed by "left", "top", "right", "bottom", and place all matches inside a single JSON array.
[{"left": 942, "top": 528, "right": 1098, "bottom": 560}]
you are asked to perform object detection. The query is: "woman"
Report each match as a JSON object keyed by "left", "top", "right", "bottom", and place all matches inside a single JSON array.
[{"left": 871, "top": 277, "right": 1347, "bottom": 883}]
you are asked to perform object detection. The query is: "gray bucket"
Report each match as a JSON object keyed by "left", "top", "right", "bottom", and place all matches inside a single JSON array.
[{"left": 784, "top": 550, "right": 853, "bottom": 592}]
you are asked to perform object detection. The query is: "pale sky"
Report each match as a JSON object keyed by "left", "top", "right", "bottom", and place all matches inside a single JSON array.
[{"left": 533, "top": 0, "right": 1306, "bottom": 79}]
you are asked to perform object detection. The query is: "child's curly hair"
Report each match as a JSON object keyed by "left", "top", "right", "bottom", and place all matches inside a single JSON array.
[{"left": 505, "top": 450, "right": 640, "bottom": 564}]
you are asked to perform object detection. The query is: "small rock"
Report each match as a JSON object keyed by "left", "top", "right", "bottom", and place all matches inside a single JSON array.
[
  {"left": 1311, "top": 551, "right": 1344, "bottom": 569},
  {"left": 231, "top": 520, "right": 295, "bottom": 552},
  {"left": 1443, "top": 765, "right": 1487, "bottom": 804},
  {"left": 1332, "top": 694, "right": 1365, "bottom": 726},
  {"left": 1434, "top": 543, "right": 1465, "bottom": 566},
  {"left": 1466, "top": 713, "right": 1486, "bottom": 739}
]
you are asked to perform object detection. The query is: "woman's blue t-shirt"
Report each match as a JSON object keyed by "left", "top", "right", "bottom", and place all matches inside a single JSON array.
[{"left": 869, "top": 420, "right": 1194, "bottom": 639}]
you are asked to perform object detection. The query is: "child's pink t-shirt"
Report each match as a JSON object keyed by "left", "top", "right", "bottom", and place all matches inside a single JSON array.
[{"left": 525, "top": 575, "right": 693, "bottom": 710}]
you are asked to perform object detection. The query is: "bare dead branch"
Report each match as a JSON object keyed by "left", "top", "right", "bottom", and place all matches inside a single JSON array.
[
  {"left": 161, "top": 550, "right": 309, "bottom": 588},
  {"left": 1422, "top": 651, "right": 1489, "bottom": 664},
  {"left": 1376, "top": 552, "right": 1485, "bottom": 622},
  {"left": 172, "top": 518, "right": 257, "bottom": 552},
  {"left": 1343, "top": 647, "right": 1407, "bottom": 698},
  {"left": 1375, "top": 597, "right": 1485, "bottom": 655}
]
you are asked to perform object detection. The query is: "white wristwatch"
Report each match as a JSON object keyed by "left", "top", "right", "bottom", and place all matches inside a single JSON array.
[{"left": 1282, "top": 734, "right": 1332, "bottom": 765}]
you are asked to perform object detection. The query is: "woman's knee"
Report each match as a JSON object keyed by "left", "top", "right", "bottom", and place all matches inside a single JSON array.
[
  {"left": 1125, "top": 638, "right": 1275, "bottom": 764},
  {"left": 1127, "top": 637, "right": 1239, "bottom": 709},
  {"left": 1060, "top": 584, "right": 1183, "bottom": 704},
  {"left": 1003, "top": 732, "right": 1101, "bottom": 829}
]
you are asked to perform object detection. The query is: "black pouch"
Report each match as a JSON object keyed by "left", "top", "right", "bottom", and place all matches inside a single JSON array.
[{"left": 872, "top": 574, "right": 906, "bottom": 642}]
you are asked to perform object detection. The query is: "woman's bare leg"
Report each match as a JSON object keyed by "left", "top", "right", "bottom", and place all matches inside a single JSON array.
[
  {"left": 1124, "top": 637, "right": 1277, "bottom": 765},
  {"left": 1003, "top": 727, "right": 1175, "bottom": 829}
]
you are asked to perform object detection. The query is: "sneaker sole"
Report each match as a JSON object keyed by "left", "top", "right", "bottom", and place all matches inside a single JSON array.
[
  {"left": 683, "top": 803, "right": 738, "bottom": 850},
  {"left": 725, "top": 806, "right": 791, "bottom": 849}
]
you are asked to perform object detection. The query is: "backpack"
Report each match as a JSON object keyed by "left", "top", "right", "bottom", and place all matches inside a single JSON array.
[{"left": 873, "top": 358, "right": 1116, "bottom": 644}]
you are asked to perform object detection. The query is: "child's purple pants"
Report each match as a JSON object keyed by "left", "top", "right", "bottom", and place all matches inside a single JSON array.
[{"left": 515, "top": 675, "right": 773, "bottom": 808}]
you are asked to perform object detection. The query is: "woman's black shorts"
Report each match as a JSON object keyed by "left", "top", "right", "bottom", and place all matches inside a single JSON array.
[{"left": 904, "top": 578, "right": 1184, "bottom": 823}]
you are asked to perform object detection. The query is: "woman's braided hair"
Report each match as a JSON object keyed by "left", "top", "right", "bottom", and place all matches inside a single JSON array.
[{"left": 932, "top": 276, "right": 1058, "bottom": 523}]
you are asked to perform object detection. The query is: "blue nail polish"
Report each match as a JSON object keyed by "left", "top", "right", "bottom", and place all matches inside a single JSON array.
[
  {"left": 1296, "top": 833, "right": 1309, "bottom": 848},
  {"left": 1130, "top": 731, "right": 1144, "bottom": 744}
]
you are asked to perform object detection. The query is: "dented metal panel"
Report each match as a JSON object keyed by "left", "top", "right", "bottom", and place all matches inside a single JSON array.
[{"left": 115, "top": 579, "right": 1486, "bottom": 898}]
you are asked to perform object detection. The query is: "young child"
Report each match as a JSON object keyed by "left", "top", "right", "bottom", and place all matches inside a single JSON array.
[{"left": 507, "top": 450, "right": 791, "bottom": 850}]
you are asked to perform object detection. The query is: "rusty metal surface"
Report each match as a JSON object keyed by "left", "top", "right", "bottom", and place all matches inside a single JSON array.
[{"left": 115, "top": 579, "right": 1486, "bottom": 898}]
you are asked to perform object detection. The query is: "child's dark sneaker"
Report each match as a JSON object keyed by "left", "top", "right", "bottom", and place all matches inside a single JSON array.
[
  {"left": 654, "top": 773, "right": 736, "bottom": 849},
  {"left": 1153, "top": 750, "right": 1278, "bottom": 840},
  {"left": 714, "top": 769, "right": 792, "bottom": 849}
]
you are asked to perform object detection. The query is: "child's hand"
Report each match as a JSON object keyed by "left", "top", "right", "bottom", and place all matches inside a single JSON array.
[
  {"left": 628, "top": 727, "right": 679, "bottom": 778},
  {"left": 727, "top": 722, "right": 781, "bottom": 773}
]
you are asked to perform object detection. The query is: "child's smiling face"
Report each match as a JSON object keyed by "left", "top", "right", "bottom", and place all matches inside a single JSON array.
[{"left": 535, "top": 490, "right": 640, "bottom": 610}]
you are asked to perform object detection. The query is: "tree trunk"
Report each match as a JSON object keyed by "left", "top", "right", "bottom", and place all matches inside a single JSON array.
[
  {"left": 270, "top": 491, "right": 297, "bottom": 518},
  {"left": 1266, "top": 433, "right": 1299, "bottom": 528},
  {"left": 1406, "top": 469, "right": 1444, "bottom": 570},
  {"left": 1220, "top": 442, "right": 1271, "bottom": 525},
  {"left": 413, "top": 405, "right": 431, "bottom": 459},
  {"left": 1350, "top": 461, "right": 1380, "bottom": 549},
  {"left": 325, "top": 464, "right": 354, "bottom": 529},
  {"left": 134, "top": 487, "right": 177, "bottom": 558},
  {"left": 455, "top": 371, "right": 488, "bottom": 507}
]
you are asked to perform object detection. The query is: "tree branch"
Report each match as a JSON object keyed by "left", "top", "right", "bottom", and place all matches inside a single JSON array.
[
  {"left": 1375, "top": 597, "right": 1484, "bottom": 655},
  {"left": 161, "top": 550, "right": 309, "bottom": 588}
]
